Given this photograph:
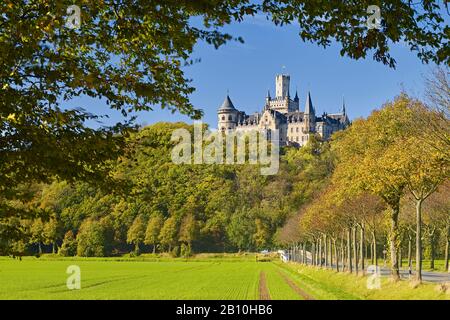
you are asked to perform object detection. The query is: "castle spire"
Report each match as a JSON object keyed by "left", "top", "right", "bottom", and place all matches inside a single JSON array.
[
  {"left": 305, "top": 91, "right": 315, "bottom": 115},
  {"left": 294, "top": 89, "right": 299, "bottom": 102},
  {"left": 341, "top": 96, "right": 346, "bottom": 115}
]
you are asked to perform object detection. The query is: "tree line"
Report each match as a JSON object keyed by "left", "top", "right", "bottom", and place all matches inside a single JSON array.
[
  {"left": 1, "top": 123, "right": 335, "bottom": 257},
  {"left": 279, "top": 89, "right": 449, "bottom": 283}
]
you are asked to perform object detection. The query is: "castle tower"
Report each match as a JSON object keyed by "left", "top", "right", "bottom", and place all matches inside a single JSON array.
[
  {"left": 217, "top": 95, "right": 238, "bottom": 132},
  {"left": 304, "top": 91, "right": 316, "bottom": 132},
  {"left": 265, "top": 89, "right": 271, "bottom": 109},
  {"left": 294, "top": 90, "right": 299, "bottom": 103},
  {"left": 341, "top": 97, "right": 346, "bottom": 115},
  {"left": 275, "top": 74, "right": 290, "bottom": 98}
]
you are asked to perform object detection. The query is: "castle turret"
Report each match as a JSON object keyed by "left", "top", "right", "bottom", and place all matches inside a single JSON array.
[
  {"left": 304, "top": 91, "right": 316, "bottom": 132},
  {"left": 217, "top": 95, "right": 238, "bottom": 132}
]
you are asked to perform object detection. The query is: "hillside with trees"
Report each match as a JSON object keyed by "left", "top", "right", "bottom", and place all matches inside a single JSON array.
[{"left": 0, "top": 122, "right": 335, "bottom": 257}]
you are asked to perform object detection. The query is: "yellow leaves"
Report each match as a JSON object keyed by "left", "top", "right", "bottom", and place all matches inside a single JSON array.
[{"left": 7, "top": 113, "right": 16, "bottom": 122}]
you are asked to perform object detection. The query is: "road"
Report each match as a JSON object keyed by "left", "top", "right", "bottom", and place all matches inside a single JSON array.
[
  {"left": 377, "top": 266, "right": 450, "bottom": 283},
  {"left": 284, "top": 251, "right": 449, "bottom": 283}
]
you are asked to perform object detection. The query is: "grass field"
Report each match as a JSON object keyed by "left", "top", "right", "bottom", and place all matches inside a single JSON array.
[{"left": 0, "top": 256, "right": 448, "bottom": 300}]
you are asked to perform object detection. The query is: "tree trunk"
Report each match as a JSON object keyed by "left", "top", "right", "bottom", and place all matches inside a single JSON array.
[
  {"left": 135, "top": 242, "right": 140, "bottom": 254},
  {"left": 445, "top": 228, "right": 449, "bottom": 273},
  {"left": 389, "top": 203, "right": 401, "bottom": 281},
  {"left": 328, "top": 237, "right": 333, "bottom": 270},
  {"left": 52, "top": 242, "right": 56, "bottom": 254},
  {"left": 360, "top": 224, "right": 365, "bottom": 275},
  {"left": 153, "top": 243, "right": 156, "bottom": 254},
  {"left": 399, "top": 247, "right": 402, "bottom": 269},
  {"left": 372, "top": 230, "right": 378, "bottom": 267},
  {"left": 324, "top": 235, "right": 328, "bottom": 268},
  {"left": 298, "top": 244, "right": 301, "bottom": 263},
  {"left": 430, "top": 230, "right": 435, "bottom": 270},
  {"left": 334, "top": 239, "right": 339, "bottom": 272},
  {"left": 347, "top": 228, "right": 352, "bottom": 273},
  {"left": 415, "top": 199, "right": 423, "bottom": 282},
  {"left": 38, "top": 242, "right": 42, "bottom": 255},
  {"left": 352, "top": 227, "right": 358, "bottom": 275},
  {"left": 312, "top": 241, "right": 316, "bottom": 266},
  {"left": 408, "top": 236, "right": 412, "bottom": 275},
  {"left": 303, "top": 243, "right": 306, "bottom": 264},
  {"left": 318, "top": 238, "right": 322, "bottom": 267},
  {"left": 341, "top": 239, "right": 345, "bottom": 272}
]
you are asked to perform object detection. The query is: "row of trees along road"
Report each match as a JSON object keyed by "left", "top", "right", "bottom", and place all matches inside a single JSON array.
[{"left": 280, "top": 83, "right": 449, "bottom": 282}]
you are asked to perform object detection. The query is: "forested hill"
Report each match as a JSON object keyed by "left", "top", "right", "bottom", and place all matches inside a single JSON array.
[{"left": 2, "top": 122, "right": 334, "bottom": 257}]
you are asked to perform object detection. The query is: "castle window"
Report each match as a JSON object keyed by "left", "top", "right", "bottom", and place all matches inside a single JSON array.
[
  {"left": 228, "top": 115, "right": 232, "bottom": 121},
  {"left": 296, "top": 127, "right": 299, "bottom": 132},
  {"left": 290, "top": 128, "right": 293, "bottom": 133},
  {"left": 222, "top": 116, "right": 225, "bottom": 121},
  {"left": 296, "top": 137, "right": 299, "bottom": 142}
]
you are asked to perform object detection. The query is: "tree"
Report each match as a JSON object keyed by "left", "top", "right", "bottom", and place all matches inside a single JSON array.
[
  {"left": 76, "top": 219, "right": 112, "bottom": 257},
  {"left": 332, "top": 96, "right": 415, "bottom": 280},
  {"left": 253, "top": 218, "right": 270, "bottom": 250},
  {"left": 179, "top": 214, "right": 198, "bottom": 253},
  {"left": 398, "top": 138, "right": 447, "bottom": 281},
  {"left": 422, "top": 67, "right": 450, "bottom": 162},
  {"left": 43, "top": 217, "right": 61, "bottom": 254},
  {"left": 425, "top": 67, "right": 450, "bottom": 117},
  {"left": 159, "top": 216, "right": 178, "bottom": 252},
  {"left": 226, "top": 207, "right": 256, "bottom": 251},
  {"left": 30, "top": 219, "right": 45, "bottom": 255},
  {"left": 144, "top": 213, "right": 164, "bottom": 253},
  {"left": 422, "top": 184, "right": 450, "bottom": 273},
  {"left": 59, "top": 230, "right": 77, "bottom": 256},
  {"left": 127, "top": 215, "right": 146, "bottom": 255}
]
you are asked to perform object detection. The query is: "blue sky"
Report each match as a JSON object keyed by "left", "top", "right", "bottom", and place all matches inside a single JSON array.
[{"left": 78, "top": 14, "right": 440, "bottom": 129}]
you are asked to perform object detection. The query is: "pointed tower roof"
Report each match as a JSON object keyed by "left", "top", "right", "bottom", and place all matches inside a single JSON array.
[
  {"left": 266, "top": 89, "right": 271, "bottom": 99},
  {"left": 218, "top": 95, "right": 236, "bottom": 111},
  {"left": 341, "top": 96, "right": 346, "bottom": 115},
  {"left": 304, "top": 91, "right": 315, "bottom": 115},
  {"left": 294, "top": 90, "right": 299, "bottom": 102}
]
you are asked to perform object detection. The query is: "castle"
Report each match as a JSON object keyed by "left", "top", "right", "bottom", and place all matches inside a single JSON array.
[{"left": 217, "top": 74, "right": 349, "bottom": 146}]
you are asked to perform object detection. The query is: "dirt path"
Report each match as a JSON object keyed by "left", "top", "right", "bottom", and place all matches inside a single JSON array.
[
  {"left": 277, "top": 271, "right": 315, "bottom": 300},
  {"left": 259, "top": 271, "right": 271, "bottom": 300}
]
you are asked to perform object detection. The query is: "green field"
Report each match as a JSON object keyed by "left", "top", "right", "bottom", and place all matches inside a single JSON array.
[{"left": 0, "top": 256, "right": 448, "bottom": 300}]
